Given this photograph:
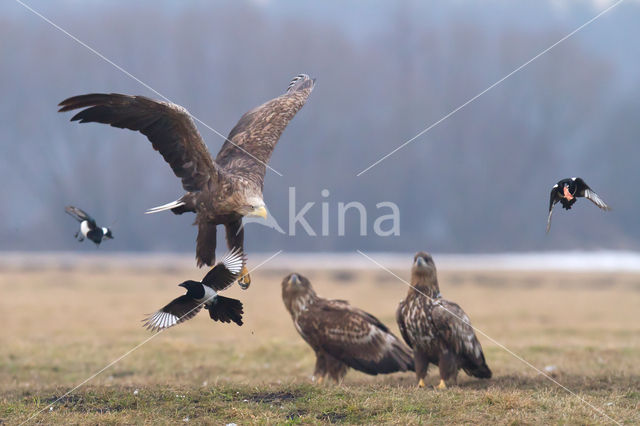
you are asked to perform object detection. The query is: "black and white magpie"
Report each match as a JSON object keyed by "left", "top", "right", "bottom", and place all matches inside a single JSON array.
[
  {"left": 143, "top": 248, "right": 246, "bottom": 331},
  {"left": 547, "top": 177, "right": 611, "bottom": 233},
  {"left": 65, "top": 206, "right": 113, "bottom": 246}
]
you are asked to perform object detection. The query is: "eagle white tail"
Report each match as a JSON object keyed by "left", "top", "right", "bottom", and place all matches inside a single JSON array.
[{"left": 145, "top": 200, "right": 186, "bottom": 214}]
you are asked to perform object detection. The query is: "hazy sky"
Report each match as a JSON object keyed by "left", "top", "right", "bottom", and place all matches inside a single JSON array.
[{"left": 2, "top": 0, "right": 639, "bottom": 254}]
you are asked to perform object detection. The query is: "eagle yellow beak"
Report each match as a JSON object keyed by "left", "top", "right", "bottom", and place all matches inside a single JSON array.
[{"left": 248, "top": 205, "right": 267, "bottom": 219}]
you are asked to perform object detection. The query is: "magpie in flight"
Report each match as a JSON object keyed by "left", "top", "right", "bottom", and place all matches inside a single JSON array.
[
  {"left": 547, "top": 177, "right": 611, "bottom": 233},
  {"left": 143, "top": 248, "right": 246, "bottom": 331},
  {"left": 65, "top": 206, "right": 113, "bottom": 246}
]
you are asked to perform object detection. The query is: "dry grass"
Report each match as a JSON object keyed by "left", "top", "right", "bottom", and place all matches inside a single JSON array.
[{"left": 1, "top": 263, "right": 639, "bottom": 424}]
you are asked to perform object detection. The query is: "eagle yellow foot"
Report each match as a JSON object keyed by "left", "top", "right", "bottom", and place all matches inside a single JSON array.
[
  {"left": 435, "top": 379, "right": 447, "bottom": 390},
  {"left": 238, "top": 266, "right": 251, "bottom": 290},
  {"left": 418, "top": 378, "right": 426, "bottom": 388},
  {"left": 316, "top": 376, "right": 324, "bottom": 385}
]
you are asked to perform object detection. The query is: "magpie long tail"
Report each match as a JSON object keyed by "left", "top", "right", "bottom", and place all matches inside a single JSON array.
[{"left": 207, "top": 296, "right": 244, "bottom": 326}]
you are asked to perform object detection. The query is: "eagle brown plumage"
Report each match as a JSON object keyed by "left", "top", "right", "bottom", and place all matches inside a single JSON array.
[
  {"left": 396, "top": 252, "right": 491, "bottom": 389},
  {"left": 282, "top": 273, "right": 414, "bottom": 384},
  {"left": 59, "top": 74, "right": 315, "bottom": 287}
]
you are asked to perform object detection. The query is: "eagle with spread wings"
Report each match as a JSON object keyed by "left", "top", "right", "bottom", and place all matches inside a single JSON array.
[
  {"left": 396, "top": 252, "right": 491, "bottom": 389},
  {"left": 59, "top": 74, "right": 315, "bottom": 287},
  {"left": 282, "top": 273, "right": 414, "bottom": 384}
]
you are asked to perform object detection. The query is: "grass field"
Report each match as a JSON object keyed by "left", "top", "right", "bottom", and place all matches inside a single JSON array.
[{"left": 1, "top": 262, "right": 639, "bottom": 424}]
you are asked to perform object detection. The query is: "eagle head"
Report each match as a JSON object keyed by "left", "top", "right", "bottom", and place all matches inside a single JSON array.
[
  {"left": 413, "top": 252, "right": 435, "bottom": 271},
  {"left": 237, "top": 196, "right": 267, "bottom": 219},
  {"left": 281, "top": 273, "right": 316, "bottom": 316},
  {"left": 411, "top": 252, "right": 440, "bottom": 296}
]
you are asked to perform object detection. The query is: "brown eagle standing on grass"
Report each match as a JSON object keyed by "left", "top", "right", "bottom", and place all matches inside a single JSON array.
[
  {"left": 59, "top": 74, "right": 315, "bottom": 288},
  {"left": 282, "top": 273, "right": 414, "bottom": 384},
  {"left": 396, "top": 252, "right": 491, "bottom": 389}
]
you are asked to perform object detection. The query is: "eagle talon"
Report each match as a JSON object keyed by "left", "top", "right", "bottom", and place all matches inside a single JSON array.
[
  {"left": 436, "top": 379, "right": 447, "bottom": 390},
  {"left": 418, "top": 378, "right": 426, "bottom": 388},
  {"left": 238, "top": 266, "right": 251, "bottom": 290}
]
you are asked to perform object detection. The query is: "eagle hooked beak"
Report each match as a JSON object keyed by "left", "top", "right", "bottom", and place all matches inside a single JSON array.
[
  {"left": 288, "top": 274, "right": 301, "bottom": 286},
  {"left": 248, "top": 205, "right": 268, "bottom": 219}
]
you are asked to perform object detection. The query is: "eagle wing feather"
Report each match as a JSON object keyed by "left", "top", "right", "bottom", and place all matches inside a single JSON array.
[
  {"left": 295, "top": 299, "right": 414, "bottom": 375},
  {"left": 395, "top": 300, "right": 414, "bottom": 349},
  {"left": 215, "top": 75, "right": 314, "bottom": 188},
  {"left": 431, "top": 300, "right": 491, "bottom": 378},
  {"left": 59, "top": 93, "right": 217, "bottom": 192}
]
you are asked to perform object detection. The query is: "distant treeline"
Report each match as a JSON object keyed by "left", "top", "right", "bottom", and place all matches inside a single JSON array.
[{"left": 2, "top": 0, "right": 639, "bottom": 254}]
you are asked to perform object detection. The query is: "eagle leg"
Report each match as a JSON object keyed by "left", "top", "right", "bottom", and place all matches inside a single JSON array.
[
  {"left": 224, "top": 219, "right": 250, "bottom": 289},
  {"left": 437, "top": 352, "right": 457, "bottom": 389},
  {"left": 238, "top": 266, "right": 251, "bottom": 290},
  {"left": 414, "top": 352, "right": 429, "bottom": 388}
]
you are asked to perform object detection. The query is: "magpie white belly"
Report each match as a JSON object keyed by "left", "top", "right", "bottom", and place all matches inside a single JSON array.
[
  {"left": 200, "top": 286, "right": 218, "bottom": 304},
  {"left": 80, "top": 221, "right": 91, "bottom": 237}
]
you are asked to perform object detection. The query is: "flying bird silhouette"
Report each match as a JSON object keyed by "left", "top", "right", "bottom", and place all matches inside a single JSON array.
[
  {"left": 547, "top": 177, "right": 610, "bottom": 233},
  {"left": 59, "top": 74, "right": 315, "bottom": 288},
  {"left": 65, "top": 206, "right": 113, "bottom": 246},
  {"left": 143, "top": 248, "right": 246, "bottom": 331}
]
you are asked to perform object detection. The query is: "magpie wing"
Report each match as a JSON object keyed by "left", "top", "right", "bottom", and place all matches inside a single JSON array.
[
  {"left": 201, "top": 247, "right": 246, "bottom": 291},
  {"left": 142, "top": 295, "right": 203, "bottom": 332}
]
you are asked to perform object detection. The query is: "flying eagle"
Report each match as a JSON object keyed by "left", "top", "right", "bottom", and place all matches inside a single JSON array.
[
  {"left": 396, "top": 252, "right": 491, "bottom": 389},
  {"left": 547, "top": 177, "right": 610, "bottom": 233},
  {"left": 59, "top": 74, "right": 315, "bottom": 288},
  {"left": 282, "top": 273, "right": 414, "bottom": 384}
]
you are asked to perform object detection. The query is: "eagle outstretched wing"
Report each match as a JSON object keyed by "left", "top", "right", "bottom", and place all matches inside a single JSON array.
[
  {"left": 58, "top": 94, "right": 217, "bottom": 192},
  {"left": 297, "top": 299, "right": 414, "bottom": 375},
  {"left": 431, "top": 300, "right": 491, "bottom": 378},
  {"left": 215, "top": 74, "right": 315, "bottom": 188},
  {"left": 65, "top": 205, "right": 96, "bottom": 227}
]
